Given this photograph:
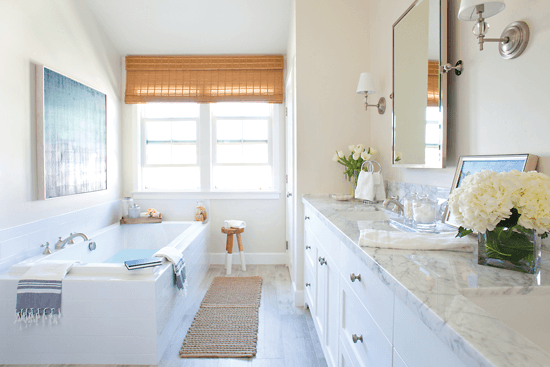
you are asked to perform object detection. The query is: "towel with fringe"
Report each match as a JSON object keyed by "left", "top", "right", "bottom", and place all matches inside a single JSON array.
[
  {"left": 224, "top": 220, "right": 246, "bottom": 229},
  {"left": 154, "top": 247, "right": 187, "bottom": 296},
  {"left": 15, "top": 260, "right": 79, "bottom": 325}
]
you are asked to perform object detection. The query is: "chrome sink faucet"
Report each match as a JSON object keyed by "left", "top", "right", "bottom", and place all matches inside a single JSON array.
[
  {"left": 383, "top": 196, "right": 404, "bottom": 215},
  {"left": 55, "top": 233, "right": 89, "bottom": 249}
]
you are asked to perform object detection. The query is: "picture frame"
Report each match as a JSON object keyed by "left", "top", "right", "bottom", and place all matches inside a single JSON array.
[
  {"left": 443, "top": 154, "right": 539, "bottom": 229},
  {"left": 36, "top": 65, "right": 107, "bottom": 199}
]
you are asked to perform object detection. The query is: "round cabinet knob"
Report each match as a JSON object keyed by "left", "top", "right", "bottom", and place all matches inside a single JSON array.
[
  {"left": 352, "top": 334, "right": 363, "bottom": 343},
  {"left": 305, "top": 245, "right": 311, "bottom": 250},
  {"left": 305, "top": 283, "right": 311, "bottom": 287},
  {"left": 305, "top": 216, "right": 310, "bottom": 220},
  {"left": 350, "top": 273, "right": 362, "bottom": 282},
  {"left": 318, "top": 257, "right": 327, "bottom": 266}
]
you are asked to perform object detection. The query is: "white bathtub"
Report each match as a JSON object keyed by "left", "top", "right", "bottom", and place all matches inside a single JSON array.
[{"left": 0, "top": 221, "right": 211, "bottom": 365}]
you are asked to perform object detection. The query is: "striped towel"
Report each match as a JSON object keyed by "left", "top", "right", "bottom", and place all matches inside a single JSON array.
[
  {"left": 154, "top": 247, "right": 187, "bottom": 296},
  {"left": 15, "top": 260, "right": 79, "bottom": 324}
]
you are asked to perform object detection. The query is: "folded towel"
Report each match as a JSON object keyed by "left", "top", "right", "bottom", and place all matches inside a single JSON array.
[
  {"left": 154, "top": 247, "right": 187, "bottom": 296},
  {"left": 355, "top": 171, "right": 375, "bottom": 201},
  {"left": 15, "top": 260, "right": 79, "bottom": 324},
  {"left": 359, "top": 230, "right": 475, "bottom": 251},
  {"left": 224, "top": 220, "right": 246, "bottom": 229}
]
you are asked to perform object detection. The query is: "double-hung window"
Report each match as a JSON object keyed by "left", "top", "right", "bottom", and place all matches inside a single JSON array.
[
  {"left": 212, "top": 103, "right": 272, "bottom": 190},
  {"left": 140, "top": 102, "right": 276, "bottom": 192}
]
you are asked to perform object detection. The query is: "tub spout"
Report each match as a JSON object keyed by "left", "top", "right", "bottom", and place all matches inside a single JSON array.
[{"left": 55, "top": 233, "right": 89, "bottom": 249}]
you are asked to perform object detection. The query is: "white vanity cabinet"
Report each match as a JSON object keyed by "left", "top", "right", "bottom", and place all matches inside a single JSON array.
[
  {"left": 303, "top": 203, "right": 469, "bottom": 367},
  {"left": 304, "top": 209, "right": 340, "bottom": 367}
]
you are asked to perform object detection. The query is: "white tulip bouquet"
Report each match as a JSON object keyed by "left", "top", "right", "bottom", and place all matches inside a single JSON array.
[
  {"left": 449, "top": 170, "right": 550, "bottom": 272},
  {"left": 332, "top": 144, "right": 378, "bottom": 182}
]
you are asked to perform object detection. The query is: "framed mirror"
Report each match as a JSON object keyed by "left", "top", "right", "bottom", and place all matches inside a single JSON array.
[{"left": 392, "top": 0, "right": 448, "bottom": 168}]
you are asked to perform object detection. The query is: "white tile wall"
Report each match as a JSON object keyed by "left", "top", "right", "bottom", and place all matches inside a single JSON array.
[{"left": 0, "top": 199, "right": 121, "bottom": 273}]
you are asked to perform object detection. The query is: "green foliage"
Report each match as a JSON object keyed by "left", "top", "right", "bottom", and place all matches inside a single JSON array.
[{"left": 456, "top": 226, "right": 473, "bottom": 238}]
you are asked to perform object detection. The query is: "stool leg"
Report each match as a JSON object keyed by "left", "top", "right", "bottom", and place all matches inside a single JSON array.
[
  {"left": 226, "top": 234, "right": 234, "bottom": 275},
  {"left": 237, "top": 232, "right": 246, "bottom": 271}
]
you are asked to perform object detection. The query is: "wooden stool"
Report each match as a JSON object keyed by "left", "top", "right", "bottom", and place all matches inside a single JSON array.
[{"left": 221, "top": 227, "right": 246, "bottom": 275}]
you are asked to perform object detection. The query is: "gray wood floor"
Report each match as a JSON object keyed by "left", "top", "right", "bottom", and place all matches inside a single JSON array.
[{"left": 1, "top": 265, "right": 325, "bottom": 367}]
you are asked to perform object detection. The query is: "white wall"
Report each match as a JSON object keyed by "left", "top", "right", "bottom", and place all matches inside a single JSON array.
[
  {"left": 0, "top": 0, "right": 123, "bottom": 230},
  {"left": 369, "top": 0, "right": 550, "bottom": 187},
  {"left": 293, "top": 0, "right": 372, "bottom": 294}
]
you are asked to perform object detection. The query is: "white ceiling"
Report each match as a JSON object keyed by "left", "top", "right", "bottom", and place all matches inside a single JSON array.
[{"left": 83, "top": 0, "right": 291, "bottom": 55}]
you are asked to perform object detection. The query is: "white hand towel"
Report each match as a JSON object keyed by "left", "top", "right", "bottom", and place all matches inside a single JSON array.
[
  {"left": 374, "top": 172, "right": 386, "bottom": 201},
  {"left": 355, "top": 171, "right": 375, "bottom": 201},
  {"left": 16, "top": 260, "right": 79, "bottom": 324},
  {"left": 154, "top": 247, "right": 187, "bottom": 296},
  {"left": 359, "top": 230, "right": 475, "bottom": 252},
  {"left": 224, "top": 220, "right": 246, "bottom": 229}
]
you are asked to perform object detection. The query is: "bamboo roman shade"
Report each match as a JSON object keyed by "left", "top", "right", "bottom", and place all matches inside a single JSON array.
[
  {"left": 125, "top": 55, "right": 284, "bottom": 104},
  {"left": 427, "top": 60, "right": 440, "bottom": 107}
]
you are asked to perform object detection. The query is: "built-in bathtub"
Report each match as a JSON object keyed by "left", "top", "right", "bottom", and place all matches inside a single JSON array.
[{"left": 0, "top": 221, "right": 210, "bottom": 365}]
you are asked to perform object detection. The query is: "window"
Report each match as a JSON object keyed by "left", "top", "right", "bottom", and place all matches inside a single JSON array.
[{"left": 140, "top": 103, "right": 277, "bottom": 192}]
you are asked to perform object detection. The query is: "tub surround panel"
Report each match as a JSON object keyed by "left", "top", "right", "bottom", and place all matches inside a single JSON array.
[
  {"left": 302, "top": 195, "right": 550, "bottom": 367},
  {"left": 0, "top": 199, "right": 121, "bottom": 273}
]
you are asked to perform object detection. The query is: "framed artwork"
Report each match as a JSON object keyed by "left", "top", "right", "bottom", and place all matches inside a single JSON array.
[
  {"left": 443, "top": 154, "right": 539, "bottom": 228},
  {"left": 36, "top": 65, "right": 107, "bottom": 199}
]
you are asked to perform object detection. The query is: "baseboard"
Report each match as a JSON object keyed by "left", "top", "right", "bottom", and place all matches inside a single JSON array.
[
  {"left": 210, "top": 252, "right": 288, "bottom": 265},
  {"left": 293, "top": 280, "right": 304, "bottom": 307}
]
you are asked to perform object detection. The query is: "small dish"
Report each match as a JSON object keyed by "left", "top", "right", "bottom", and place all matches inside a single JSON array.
[{"left": 332, "top": 194, "right": 353, "bottom": 201}]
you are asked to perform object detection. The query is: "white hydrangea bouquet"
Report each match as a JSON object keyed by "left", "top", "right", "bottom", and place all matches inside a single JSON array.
[
  {"left": 332, "top": 144, "right": 377, "bottom": 195},
  {"left": 449, "top": 170, "right": 550, "bottom": 273}
]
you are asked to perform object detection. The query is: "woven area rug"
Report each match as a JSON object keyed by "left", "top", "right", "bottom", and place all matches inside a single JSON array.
[{"left": 180, "top": 276, "right": 263, "bottom": 358}]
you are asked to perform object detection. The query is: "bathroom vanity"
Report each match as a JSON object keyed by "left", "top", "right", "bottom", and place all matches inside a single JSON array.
[{"left": 303, "top": 195, "right": 550, "bottom": 367}]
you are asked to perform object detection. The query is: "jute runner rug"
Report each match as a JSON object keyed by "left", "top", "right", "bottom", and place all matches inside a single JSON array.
[{"left": 179, "top": 276, "right": 263, "bottom": 358}]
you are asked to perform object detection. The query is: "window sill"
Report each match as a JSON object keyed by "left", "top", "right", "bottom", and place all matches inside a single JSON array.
[{"left": 131, "top": 191, "right": 281, "bottom": 200}]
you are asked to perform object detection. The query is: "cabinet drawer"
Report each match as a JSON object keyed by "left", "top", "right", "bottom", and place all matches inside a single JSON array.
[
  {"left": 305, "top": 207, "right": 341, "bottom": 267},
  {"left": 340, "top": 273, "right": 392, "bottom": 367},
  {"left": 340, "top": 243, "right": 394, "bottom": 340},
  {"left": 304, "top": 263, "right": 316, "bottom": 313},
  {"left": 394, "top": 297, "right": 467, "bottom": 367}
]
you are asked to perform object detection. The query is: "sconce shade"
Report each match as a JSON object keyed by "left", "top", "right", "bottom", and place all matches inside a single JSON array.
[
  {"left": 356, "top": 72, "right": 376, "bottom": 95},
  {"left": 458, "top": 0, "right": 505, "bottom": 21}
]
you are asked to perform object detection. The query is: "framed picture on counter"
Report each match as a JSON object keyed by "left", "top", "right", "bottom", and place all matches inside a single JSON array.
[{"left": 443, "top": 154, "right": 539, "bottom": 229}]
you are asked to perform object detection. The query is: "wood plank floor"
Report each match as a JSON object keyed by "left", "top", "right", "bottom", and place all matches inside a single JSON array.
[{"left": 1, "top": 265, "right": 325, "bottom": 367}]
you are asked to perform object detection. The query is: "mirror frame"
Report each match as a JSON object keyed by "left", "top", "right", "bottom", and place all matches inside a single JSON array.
[{"left": 391, "top": 0, "right": 448, "bottom": 169}]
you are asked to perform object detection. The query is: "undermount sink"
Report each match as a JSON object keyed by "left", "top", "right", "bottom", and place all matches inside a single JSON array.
[{"left": 459, "top": 286, "right": 550, "bottom": 352}]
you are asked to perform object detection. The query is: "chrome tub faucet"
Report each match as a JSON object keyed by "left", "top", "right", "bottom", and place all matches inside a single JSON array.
[{"left": 55, "top": 233, "right": 89, "bottom": 249}]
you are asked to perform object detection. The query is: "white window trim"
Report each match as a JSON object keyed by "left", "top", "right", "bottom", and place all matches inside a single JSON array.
[{"left": 133, "top": 103, "right": 282, "bottom": 200}]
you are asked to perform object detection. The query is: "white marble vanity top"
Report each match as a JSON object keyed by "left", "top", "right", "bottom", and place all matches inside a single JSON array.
[{"left": 303, "top": 194, "right": 550, "bottom": 367}]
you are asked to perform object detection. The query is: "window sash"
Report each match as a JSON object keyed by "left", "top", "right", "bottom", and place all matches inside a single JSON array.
[{"left": 141, "top": 118, "right": 199, "bottom": 168}]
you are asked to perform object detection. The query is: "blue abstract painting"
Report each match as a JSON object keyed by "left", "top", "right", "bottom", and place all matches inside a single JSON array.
[
  {"left": 42, "top": 68, "right": 107, "bottom": 198},
  {"left": 457, "top": 159, "right": 526, "bottom": 187}
]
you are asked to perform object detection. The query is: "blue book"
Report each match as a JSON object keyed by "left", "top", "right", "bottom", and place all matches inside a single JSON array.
[{"left": 124, "top": 257, "right": 163, "bottom": 270}]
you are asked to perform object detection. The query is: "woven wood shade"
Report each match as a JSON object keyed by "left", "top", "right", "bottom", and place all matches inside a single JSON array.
[
  {"left": 125, "top": 55, "right": 284, "bottom": 104},
  {"left": 427, "top": 60, "right": 440, "bottom": 107}
]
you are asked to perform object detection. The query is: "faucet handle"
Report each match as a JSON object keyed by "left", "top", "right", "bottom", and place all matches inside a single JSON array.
[
  {"left": 41, "top": 242, "right": 52, "bottom": 255},
  {"left": 68, "top": 233, "right": 75, "bottom": 245}
]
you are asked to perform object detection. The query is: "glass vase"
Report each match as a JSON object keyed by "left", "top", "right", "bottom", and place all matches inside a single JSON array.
[
  {"left": 477, "top": 227, "right": 541, "bottom": 274},
  {"left": 349, "top": 170, "right": 359, "bottom": 197}
]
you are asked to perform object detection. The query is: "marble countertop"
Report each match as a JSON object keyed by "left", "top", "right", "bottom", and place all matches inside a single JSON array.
[{"left": 303, "top": 194, "right": 550, "bottom": 367}]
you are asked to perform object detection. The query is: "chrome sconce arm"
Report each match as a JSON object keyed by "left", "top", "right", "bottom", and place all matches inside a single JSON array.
[{"left": 361, "top": 94, "right": 386, "bottom": 115}]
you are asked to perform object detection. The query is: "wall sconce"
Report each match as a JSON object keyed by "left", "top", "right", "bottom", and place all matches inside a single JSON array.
[
  {"left": 356, "top": 72, "right": 386, "bottom": 115},
  {"left": 458, "top": 0, "right": 529, "bottom": 59}
]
